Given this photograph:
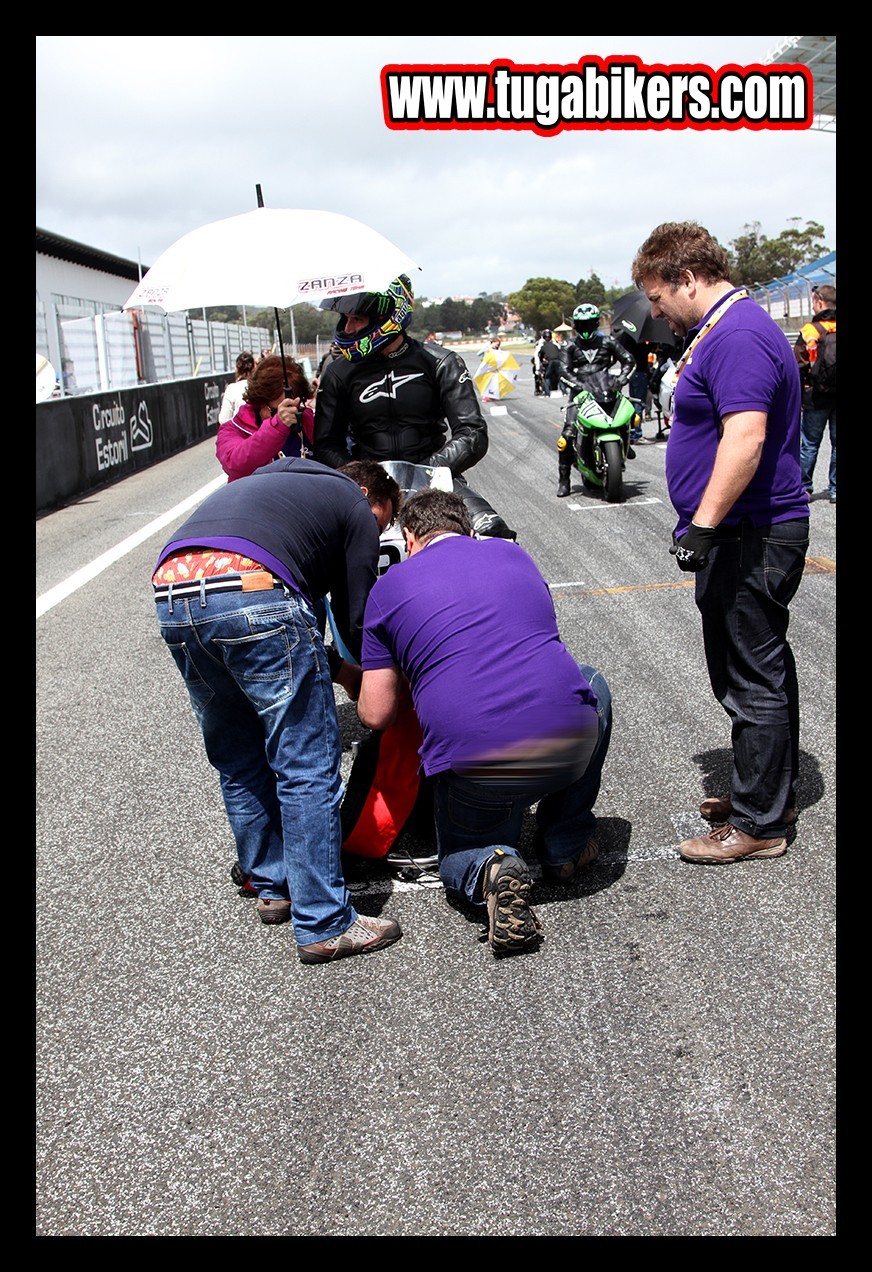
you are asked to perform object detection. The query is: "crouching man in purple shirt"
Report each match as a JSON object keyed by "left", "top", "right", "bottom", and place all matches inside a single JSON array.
[
  {"left": 631, "top": 221, "right": 809, "bottom": 864},
  {"left": 357, "top": 488, "right": 612, "bottom": 958}
]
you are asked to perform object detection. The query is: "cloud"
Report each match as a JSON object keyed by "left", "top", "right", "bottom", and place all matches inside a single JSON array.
[{"left": 36, "top": 36, "right": 836, "bottom": 299}]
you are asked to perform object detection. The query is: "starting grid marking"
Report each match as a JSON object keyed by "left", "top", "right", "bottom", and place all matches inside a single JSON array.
[
  {"left": 565, "top": 496, "right": 663, "bottom": 512},
  {"left": 549, "top": 555, "right": 834, "bottom": 599}
]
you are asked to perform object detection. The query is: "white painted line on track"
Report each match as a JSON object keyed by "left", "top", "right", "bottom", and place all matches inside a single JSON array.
[
  {"left": 566, "top": 497, "right": 663, "bottom": 511},
  {"left": 36, "top": 475, "right": 227, "bottom": 618}
]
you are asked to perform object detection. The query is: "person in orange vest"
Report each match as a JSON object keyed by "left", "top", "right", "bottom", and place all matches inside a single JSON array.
[{"left": 794, "top": 284, "right": 836, "bottom": 503}]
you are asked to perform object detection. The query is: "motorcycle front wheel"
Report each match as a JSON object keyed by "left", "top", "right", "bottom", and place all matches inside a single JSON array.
[{"left": 602, "top": 439, "right": 625, "bottom": 503}]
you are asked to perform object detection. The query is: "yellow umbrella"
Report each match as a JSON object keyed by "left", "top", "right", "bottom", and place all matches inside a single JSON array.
[{"left": 473, "top": 348, "right": 520, "bottom": 400}]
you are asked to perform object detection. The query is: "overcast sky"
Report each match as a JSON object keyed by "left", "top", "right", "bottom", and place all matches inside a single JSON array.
[{"left": 35, "top": 35, "right": 836, "bottom": 303}]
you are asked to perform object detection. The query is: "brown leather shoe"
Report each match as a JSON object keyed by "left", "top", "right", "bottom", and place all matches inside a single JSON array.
[
  {"left": 699, "top": 797, "right": 796, "bottom": 826},
  {"left": 679, "top": 823, "right": 787, "bottom": 864}
]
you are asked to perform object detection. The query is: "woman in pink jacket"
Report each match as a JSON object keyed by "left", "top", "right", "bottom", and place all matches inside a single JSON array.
[{"left": 216, "top": 354, "right": 315, "bottom": 481}]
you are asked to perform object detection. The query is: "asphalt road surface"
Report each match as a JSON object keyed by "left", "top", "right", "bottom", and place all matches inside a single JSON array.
[{"left": 36, "top": 353, "right": 836, "bottom": 1238}]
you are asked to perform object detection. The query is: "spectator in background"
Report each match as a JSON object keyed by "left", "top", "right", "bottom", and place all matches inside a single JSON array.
[
  {"left": 618, "top": 336, "right": 651, "bottom": 444},
  {"left": 216, "top": 354, "right": 314, "bottom": 482},
  {"left": 218, "top": 350, "right": 256, "bottom": 424},
  {"left": 313, "top": 341, "right": 342, "bottom": 392},
  {"left": 480, "top": 335, "right": 502, "bottom": 356},
  {"left": 536, "top": 329, "right": 563, "bottom": 395},
  {"left": 794, "top": 284, "right": 837, "bottom": 504}
]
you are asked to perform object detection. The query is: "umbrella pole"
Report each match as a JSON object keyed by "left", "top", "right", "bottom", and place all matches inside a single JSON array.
[
  {"left": 255, "top": 183, "right": 302, "bottom": 451},
  {"left": 272, "top": 307, "right": 304, "bottom": 455},
  {"left": 274, "top": 307, "right": 289, "bottom": 383}
]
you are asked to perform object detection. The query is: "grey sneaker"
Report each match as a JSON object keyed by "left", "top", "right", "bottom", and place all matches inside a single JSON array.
[
  {"left": 541, "top": 837, "right": 599, "bottom": 886},
  {"left": 480, "top": 849, "right": 543, "bottom": 957},
  {"left": 256, "top": 897, "right": 292, "bottom": 925},
  {"left": 297, "top": 914, "right": 403, "bottom": 964}
]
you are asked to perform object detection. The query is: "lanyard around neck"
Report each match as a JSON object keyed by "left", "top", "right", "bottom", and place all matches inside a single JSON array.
[{"left": 673, "top": 288, "right": 749, "bottom": 383}]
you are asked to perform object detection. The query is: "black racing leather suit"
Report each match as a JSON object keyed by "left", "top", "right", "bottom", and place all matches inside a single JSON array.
[
  {"left": 314, "top": 337, "right": 488, "bottom": 475},
  {"left": 314, "top": 338, "right": 514, "bottom": 538},
  {"left": 558, "top": 333, "right": 636, "bottom": 462},
  {"left": 560, "top": 332, "right": 635, "bottom": 396}
]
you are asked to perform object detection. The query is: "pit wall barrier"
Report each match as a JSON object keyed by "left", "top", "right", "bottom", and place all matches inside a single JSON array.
[{"left": 36, "top": 373, "right": 234, "bottom": 516}]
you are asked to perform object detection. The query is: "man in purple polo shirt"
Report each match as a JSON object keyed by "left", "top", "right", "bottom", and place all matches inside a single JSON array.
[
  {"left": 357, "top": 487, "right": 612, "bottom": 957},
  {"left": 631, "top": 221, "right": 809, "bottom": 864}
]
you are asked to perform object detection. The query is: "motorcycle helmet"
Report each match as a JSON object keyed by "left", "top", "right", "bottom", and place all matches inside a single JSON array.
[
  {"left": 572, "top": 303, "right": 601, "bottom": 340},
  {"left": 319, "top": 274, "right": 414, "bottom": 361},
  {"left": 542, "top": 328, "right": 552, "bottom": 339}
]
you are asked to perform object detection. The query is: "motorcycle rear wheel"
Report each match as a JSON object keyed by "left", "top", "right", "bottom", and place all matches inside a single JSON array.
[{"left": 602, "top": 439, "right": 625, "bottom": 503}]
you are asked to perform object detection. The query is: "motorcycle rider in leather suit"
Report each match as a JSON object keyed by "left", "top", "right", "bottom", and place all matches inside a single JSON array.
[
  {"left": 313, "top": 275, "right": 515, "bottom": 538},
  {"left": 557, "top": 303, "right": 636, "bottom": 497}
]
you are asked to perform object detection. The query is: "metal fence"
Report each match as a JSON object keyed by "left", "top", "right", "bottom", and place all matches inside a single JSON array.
[
  {"left": 39, "top": 304, "right": 328, "bottom": 398},
  {"left": 748, "top": 251, "right": 837, "bottom": 331}
]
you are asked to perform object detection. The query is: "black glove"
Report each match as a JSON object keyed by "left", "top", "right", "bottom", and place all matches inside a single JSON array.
[
  {"left": 670, "top": 523, "right": 717, "bottom": 572},
  {"left": 325, "top": 644, "right": 345, "bottom": 681}
]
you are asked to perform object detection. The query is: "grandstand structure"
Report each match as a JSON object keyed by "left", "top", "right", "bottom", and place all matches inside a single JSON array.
[
  {"left": 764, "top": 34, "right": 836, "bottom": 133},
  {"left": 751, "top": 36, "right": 836, "bottom": 326}
]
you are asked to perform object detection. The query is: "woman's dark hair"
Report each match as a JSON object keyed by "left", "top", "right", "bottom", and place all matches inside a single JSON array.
[
  {"left": 235, "top": 350, "right": 256, "bottom": 380},
  {"left": 398, "top": 488, "right": 472, "bottom": 544},
  {"left": 244, "top": 355, "right": 312, "bottom": 408}
]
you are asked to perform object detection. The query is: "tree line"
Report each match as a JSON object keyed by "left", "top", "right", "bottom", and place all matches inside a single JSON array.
[{"left": 205, "top": 218, "right": 828, "bottom": 341}]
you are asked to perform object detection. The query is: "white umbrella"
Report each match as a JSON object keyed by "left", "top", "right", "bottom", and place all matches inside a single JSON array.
[{"left": 122, "top": 207, "right": 421, "bottom": 313}]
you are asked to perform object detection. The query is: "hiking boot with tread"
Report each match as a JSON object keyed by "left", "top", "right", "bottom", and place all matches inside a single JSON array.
[
  {"left": 481, "top": 849, "right": 543, "bottom": 956},
  {"left": 541, "top": 837, "right": 599, "bottom": 886}
]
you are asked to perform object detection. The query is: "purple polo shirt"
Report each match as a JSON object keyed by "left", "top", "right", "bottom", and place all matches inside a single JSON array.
[
  {"left": 665, "top": 290, "right": 808, "bottom": 535},
  {"left": 361, "top": 535, "right": 598, "bottom": 777}
]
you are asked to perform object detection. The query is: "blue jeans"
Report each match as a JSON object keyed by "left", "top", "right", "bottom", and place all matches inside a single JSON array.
[
  {"left": 156, "top": 587, "right": 356, "bottom": 945},
  {"left": 694, "top": 518, "right": 808, "bottom": 837},
  {"left": 628, "top": 370, "right": 649, "bottom": 433},
  {"left": 431, "top": 665, "right": 612, "bottom": 906},
  {"left": 800, "top": 405, "right": 836, "bottom": 496}
]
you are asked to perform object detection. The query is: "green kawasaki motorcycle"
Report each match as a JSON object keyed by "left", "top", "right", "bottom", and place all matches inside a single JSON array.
[{"left": 559, "top": 368, "right": 638, "bottom": 503}]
